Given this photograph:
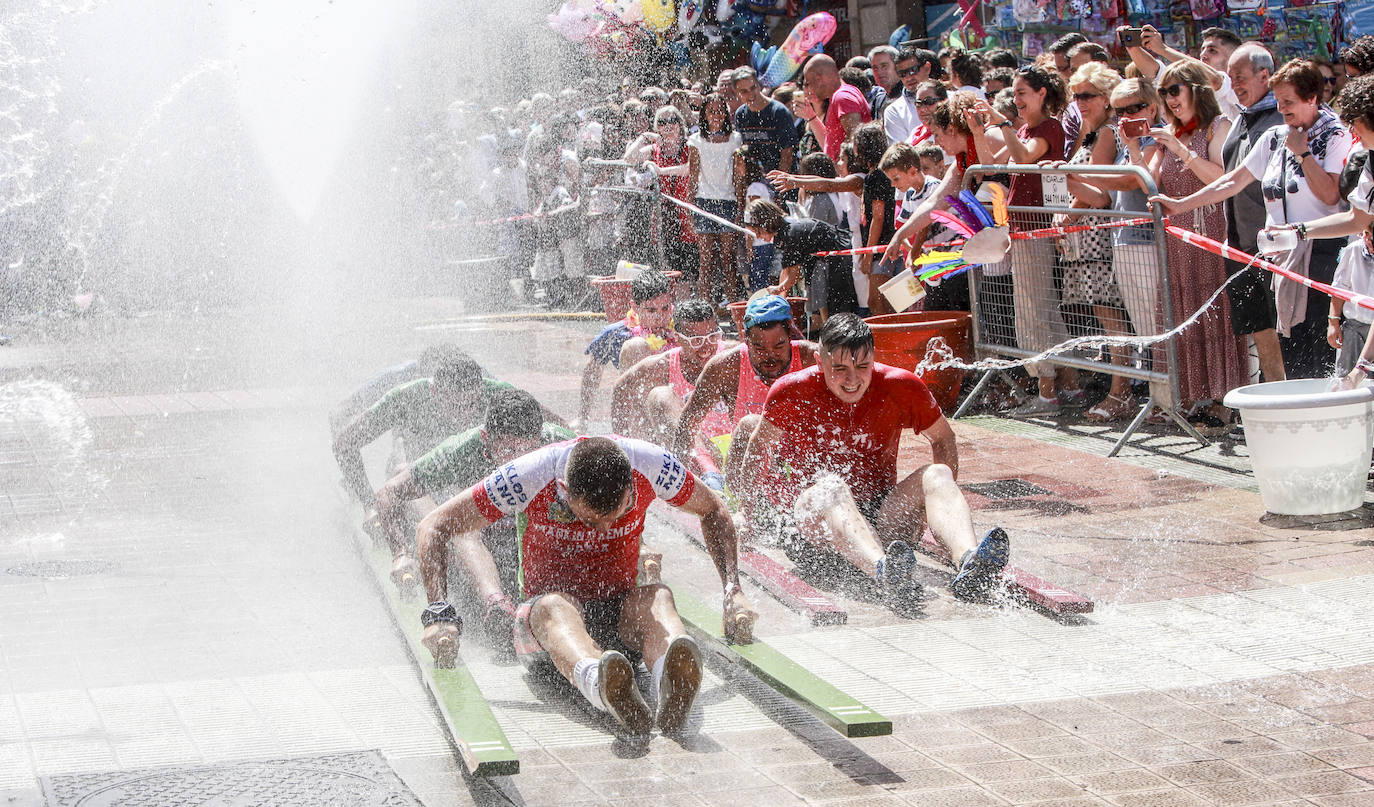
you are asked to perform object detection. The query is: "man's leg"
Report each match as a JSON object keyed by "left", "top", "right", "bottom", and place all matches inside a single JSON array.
[
  {"left": 1253, "top": 328, "right": 1286, "bottom": 383},
  {"left": 528, "top": 592, "right": 653, "bottom": 732},
  {"left": 792, "top": 476, "right": 885, "bottom": 576},
  {"left": 876, "top": 464, "right": 1008, "bottom": 601},
  {"left": 619, "top": 336, "right": 652, "bottom": 370},
  {"left": 644, "top": 385, "right": 685, "bottom": 445},
  {"left": 618, "top": 584, "right": 700, "bottom": 733}
]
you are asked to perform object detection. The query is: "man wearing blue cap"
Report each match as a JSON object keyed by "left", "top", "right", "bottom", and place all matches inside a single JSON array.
[{"left": 671, "top": 295, "right": 818, "bottom": 494}]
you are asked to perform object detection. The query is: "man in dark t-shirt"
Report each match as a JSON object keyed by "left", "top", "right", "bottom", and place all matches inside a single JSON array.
[
  {"left": 733, "top": 67, "right": 798, "bottom": 177},
  {"left": 744, "top": 199, "right": 859, "bottom": 322}
]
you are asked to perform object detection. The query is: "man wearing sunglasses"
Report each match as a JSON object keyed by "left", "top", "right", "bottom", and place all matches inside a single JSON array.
[
  {"left": 883, "top": 46, "right": 940, "bottom": 145},
  {"left": 611, "top": 300, "right": 734, "bottom": 472}
]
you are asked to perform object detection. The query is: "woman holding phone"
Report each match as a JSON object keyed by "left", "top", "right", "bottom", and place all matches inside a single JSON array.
[{"left": 1141, "top": 59, "right": 1244, "bottom": 433}]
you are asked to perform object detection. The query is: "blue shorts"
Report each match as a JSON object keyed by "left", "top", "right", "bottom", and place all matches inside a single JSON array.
[{"left": 692, "top": 198, "right": 739, "bottom": 235}]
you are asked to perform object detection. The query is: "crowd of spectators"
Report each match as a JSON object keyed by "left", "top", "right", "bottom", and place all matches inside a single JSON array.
[{"left": 449, "top": 29, "right": 1374, "bottom": 431}]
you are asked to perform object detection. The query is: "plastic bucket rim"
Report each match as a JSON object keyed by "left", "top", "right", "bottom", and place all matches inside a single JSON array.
[{"left": 1222, "top": 379, "right": 1374, "bottom": 412}]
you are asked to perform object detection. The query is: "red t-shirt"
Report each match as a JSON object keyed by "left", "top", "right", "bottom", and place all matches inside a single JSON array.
[
  {"left": 823, "top": 84, "right": 872, "bottom": 160},
  {"left": 471, "top": 436, "right": 697, "bottom": 601},
  {"left": 760, "top": 363, "right": 941, "bottom": 503}
]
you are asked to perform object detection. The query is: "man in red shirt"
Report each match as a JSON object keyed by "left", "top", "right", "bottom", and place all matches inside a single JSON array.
[
  {"left": 415, "top": 436, "right": 756, "bottom": 735},
  {"left": 739, "top": 314, "right": 1008, "bottom": 613},
  {"left": 801, "top": 55, "right": 872, "bottom": 160}
]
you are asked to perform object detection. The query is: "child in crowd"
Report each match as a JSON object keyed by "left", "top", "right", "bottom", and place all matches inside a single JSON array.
[
  {"left": 880, "top": 142, "right": 967, "bottom": 311},
  {"left": 1329, "top": 221, "right": 1374, "bottom": 379}
]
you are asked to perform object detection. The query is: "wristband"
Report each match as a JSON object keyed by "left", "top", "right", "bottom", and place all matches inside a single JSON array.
[
  {"left": 1296, "top": 222, "right": 1309, "bottom": 241},
  {"left": 420, "top": 601, "right": 463, "bottom": 629},
  {"left": 1298, "top": 151, "right": 1312, "bottom": 160},
  {"left": 1329, "top": 315, "right": 1342, "bottom": 321},
  {"left": 998, "top": 120, "right": 1014, "bottom": 129}
]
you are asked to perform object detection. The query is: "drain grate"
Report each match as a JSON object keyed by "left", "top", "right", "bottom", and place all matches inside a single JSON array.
[
  {"left": 962, "top": 478, "right": 1054, "bottom": 500},
  {"left": 40, "top": 751, "right": 421, "bottom": 806},
  {"left": 6, "top": 559, "right": 118, "bottom": 578}
]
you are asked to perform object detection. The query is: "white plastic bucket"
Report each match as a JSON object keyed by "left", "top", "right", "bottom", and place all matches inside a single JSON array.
[
  {"left": 1223, "top": 379, "right": 1374, "bottom": 515},
  {"left": 879, "top": 269, "right": 925, "bottom": 313}
]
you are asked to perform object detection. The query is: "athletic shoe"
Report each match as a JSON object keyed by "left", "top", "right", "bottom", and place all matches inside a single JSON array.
[
  {"left": 656, "top": 635, "right": 702, "bottom": 734},
  {"left": 598, "top": 650, "right": 652, "bottom": 734},
  {"left": 951, "top": 527, "right": 1010, "bottom": 602},
  {"left": 1009, "top": 396, "right": 1060, "bottom": 418},
  {"left": 700, "top": 471, "right": 727, "bottom": 493},
  {"left": 876, "top": 540, "right": 924, "bottom": 616}
]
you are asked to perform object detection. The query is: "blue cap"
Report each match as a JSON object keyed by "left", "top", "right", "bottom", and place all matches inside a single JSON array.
[{"left": 743, "top": 295, "right": 792, "bottom": 330}]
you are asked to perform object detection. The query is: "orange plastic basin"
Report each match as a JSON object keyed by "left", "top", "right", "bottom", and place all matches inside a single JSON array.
[{"left": 865, "top": 310, "right": 972, "bottom": 412}]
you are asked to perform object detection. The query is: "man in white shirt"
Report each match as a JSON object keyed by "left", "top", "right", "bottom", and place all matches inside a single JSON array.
[{"left": 883, "top": 46, "right": 935, "bottom": 144}]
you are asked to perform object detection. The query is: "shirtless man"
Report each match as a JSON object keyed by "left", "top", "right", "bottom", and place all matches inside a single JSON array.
[
  {"left": 415, "top": 436, "right": 756, "bottom": 735},
  {"left": 671, "top": 295, "right": 817, "bottom": 494},
  {"left": 578, "top": 270, "right": 677, "bottom": 428},
  {"left": 738, "top": 314, "right": 1009, "bottom": 614},
  {"left": 374, "top": 389, "right": 574, "bottom": 592},
  {"left": 611, "top": 300, "right": 731, "bottom": 473}
]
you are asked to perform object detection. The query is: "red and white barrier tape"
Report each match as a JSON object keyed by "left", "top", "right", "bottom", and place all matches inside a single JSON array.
[
  {"left": 1165, "top": 225, "right": 1374, "bottom": 314},
  {"left": 811, "top": 216, "right": 1159, "bottom": 258}
]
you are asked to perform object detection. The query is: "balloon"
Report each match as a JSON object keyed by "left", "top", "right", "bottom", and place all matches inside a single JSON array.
[
  {"left": 678, "top": 0, "right": 703, "bottom": 31},
  {"left": 547, "top": 2, "right": 602, "bottom": 41},
  {"left": 716, "top": 0, "right": 736, "bottom": 20},
  {"left": 888, "top": 24, "right": 910, "bottom": 48},
  {"left": 752, "top": 12, "right": 837, "bottom": 87},
  {"left": 641, "top": 0, "right": 675, "bottom": 32}
]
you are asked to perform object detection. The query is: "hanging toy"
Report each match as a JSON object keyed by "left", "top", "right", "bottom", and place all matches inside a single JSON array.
[
  {"left": 641, "top": 0, "right": 676, "bottom": 33},
  {"left": 716, "top": 0, "right": 737, "bottom": 20},
  {"left": 678, "top": 0, "right": 704, "bottom": 31},
  {"left": 889, "top": 23, "right": 911, "bottom": 47},
  {"left": 749, "top": 11, "right": 837, "bottom": 87}
]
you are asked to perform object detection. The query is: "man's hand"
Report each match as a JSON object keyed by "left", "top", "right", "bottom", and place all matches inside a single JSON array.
[
  {"left": 391, "top": 554, "right": 421, "bottom": 591},
  {"left": 1139, "top": 24, "right": 1164, "bottom": 53},
  {"left": 1328, "top": 320, "right": 1343, "bottom": 350},
  {"left": 723, "top": 586, "right": 758, "bottom": 643},
  {"left": 421, "top": 623, "right": 461, "bottom": 668},
  {"left": 881, "top": 234, "right": 905, "bottom": 264}
]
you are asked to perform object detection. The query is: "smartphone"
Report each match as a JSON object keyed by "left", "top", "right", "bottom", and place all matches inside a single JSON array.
[
  {"left": 1120, "top": 117, "right": 1149, "bottom": 138},
  {"left": 1118, "top": 27, "right": 1144, "bottom": 48}
]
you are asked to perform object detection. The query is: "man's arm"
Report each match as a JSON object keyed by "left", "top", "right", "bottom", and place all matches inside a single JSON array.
[
  {"left": 839, "top": 112, "right": 863, "bottom": 144},
  {"left": 674, "top": 479, "right": 757, "bottom": 640},
  {"left": 375, "top": 468, "right": 428, "bottom": 559},
  {"left": 778, "top": 146, "right": 795, "bottom": 174},
  {"left": 332, "top": 408, "right": 395, "bottom": 504},
  {"left": 737, "top": 414, "right": 785, "bottom": 512},
  {"left": 416, "top": 488, "right": 502, "bottom": 604},
  {"left": 610, "top": 354, "right": 667, "bottom": 435},
  {"left": 922, "top": 416, "right": 960, "bottom": 480},
  {"left": 671, "top": 353, "right": 734, "bottom": 457}
]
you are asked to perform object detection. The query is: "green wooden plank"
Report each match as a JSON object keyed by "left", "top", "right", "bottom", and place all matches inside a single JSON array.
[
  {"left": 669, "top": 586, "right": 892, "bottom": 738},
  {"left": 358, "top": 534, "right": 519, "bottom": 777}
]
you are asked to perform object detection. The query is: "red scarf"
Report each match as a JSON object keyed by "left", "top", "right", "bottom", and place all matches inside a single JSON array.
[{"left": 1174, "top": 117, "right": 1200, "bottom": 138}]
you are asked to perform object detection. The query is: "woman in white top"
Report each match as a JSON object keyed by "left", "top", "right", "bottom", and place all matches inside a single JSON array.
[{"left": 688, "top": 93, "right": 745, "bottom": 304}]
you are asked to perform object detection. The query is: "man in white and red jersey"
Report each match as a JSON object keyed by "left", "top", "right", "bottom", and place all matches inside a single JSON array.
[
  {"left": 414, "top": 436, "right": 756, "bottom": 736},
  {"left": 738, "top": 314, "right": 1009, "bottom": 614},
  {"left": 670, "top": 296, "right": 818, "bottom": 496},
  {"left": 610, "top": 300, "right": 734, "bottom": 481}
]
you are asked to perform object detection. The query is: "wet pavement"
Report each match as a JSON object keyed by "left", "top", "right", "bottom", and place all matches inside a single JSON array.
[{"left": 2, "top": 300, "right": 1373, "bottom": 806}]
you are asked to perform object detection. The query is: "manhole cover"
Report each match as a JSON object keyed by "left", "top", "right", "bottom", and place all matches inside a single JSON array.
[
  {"left": 6, "top": 559, "right": 118, "bottom": 578},
  {"left": 963, "top": 479, "right": 1054, "bottom": 500},
  {"left": 41, "top": 751, "right": 421, "bottom": 806}
]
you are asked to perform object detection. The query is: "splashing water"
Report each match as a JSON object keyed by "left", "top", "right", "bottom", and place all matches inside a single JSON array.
[{"left": 0, "top": 378, "right": 106, "bottom": 499}]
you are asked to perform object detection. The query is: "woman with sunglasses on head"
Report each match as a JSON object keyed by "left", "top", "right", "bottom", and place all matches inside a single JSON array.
[
  {"left": 1154, "top": 60, "right": 1352, "bottom": 386},
  {"left": 971, "top": 64, "right": 1079, "bottom": 417},
  {"left": 1141, "top": 59, "right": 1246, "bottom": 433},
  {"left": 1047, "top": 63, "right": 1138, "bottom": 422}
]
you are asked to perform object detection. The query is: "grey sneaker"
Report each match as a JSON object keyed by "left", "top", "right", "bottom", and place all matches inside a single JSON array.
[
  {"left": 1009, "top": 396, "right": 1060, "bottom": 418},
  {"left": 876, "top": 540, "right": 924, "bottom": 616},
  {"left": 656, "top": 635, "right": 702, "bottom": 734},
  {"left": 951, "top": 527, "right": 1010, "bottom": 602},
  {"left": 598, "top": 650, "right": 652, "bottom": 734}
]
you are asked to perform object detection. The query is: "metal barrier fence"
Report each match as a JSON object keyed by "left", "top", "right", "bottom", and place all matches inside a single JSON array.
[
  {"left": 583, "top": 158, "right": 666, "bottom": 272},
  {"left": 954, "top": 163, "right": 1213, "bottom": 455}
]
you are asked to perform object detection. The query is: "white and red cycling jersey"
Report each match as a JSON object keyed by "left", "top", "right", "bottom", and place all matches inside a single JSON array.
[{"left": 471, "top": 436, "right": 697, "bottom": 601}]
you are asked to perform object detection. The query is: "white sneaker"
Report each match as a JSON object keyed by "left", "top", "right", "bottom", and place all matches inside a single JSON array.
[
  {"left": 656, "top": 636, "right": 702, "bottom": 734},
  {"left": 598, "top": 650, "right": 652, "bottom": 734},
  {"left": 1009, "top": 396, "right": 1060, "bottom": 418}
]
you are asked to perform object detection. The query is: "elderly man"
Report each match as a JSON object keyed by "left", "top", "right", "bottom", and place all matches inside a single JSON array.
[
  {"left": 1221, "top": 43, "right": 1286, "bottom": 384},
  {"left": 801, "top": 54, "right": 871, "bottom": 160},
  {"left": 868, "top": 45, "right": 901, "bottom": 98}
]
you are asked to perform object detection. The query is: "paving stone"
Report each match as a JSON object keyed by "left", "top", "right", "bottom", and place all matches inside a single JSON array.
[{"left": 1074, "top": 769, "right": 1172, "bottom": 796}]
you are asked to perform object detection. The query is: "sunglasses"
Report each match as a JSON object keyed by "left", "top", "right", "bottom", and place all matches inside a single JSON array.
[
  {"left": 916, "top": 96, "right": 943, "bottom": 106},
  {"left": 897, "top": 65, "right": 921, "bottom": 78},
  {"left": 1072, "top": 92, "right": 1101, "bottom": 103},
  {"left": 1113, "top": 101, "right": 1149, "bottom": 115},
  {"left": 1324, "top": 76, "right": 1339, "bottom": 86},
  {"left": 1161, "top": 84, "right": 1187, "bottom": 98},
  {"left": 680, "top": 330, "right": 722, "bottom": 348}
]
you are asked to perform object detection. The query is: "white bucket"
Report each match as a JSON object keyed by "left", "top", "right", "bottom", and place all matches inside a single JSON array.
[
  {"left": 615, "top": 260, "right": 652, "bottom": 280},
  {"left": 1223, "top": 379, "right": 1374, "bottom": 515},
  {"left": 878, "top": 269, "right": 925, "bottom": 313}
]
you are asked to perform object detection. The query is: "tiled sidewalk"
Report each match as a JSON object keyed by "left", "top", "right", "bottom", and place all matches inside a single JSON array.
[{"left": 1, "top": 309, "right": 1373, "bottom": 806}]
